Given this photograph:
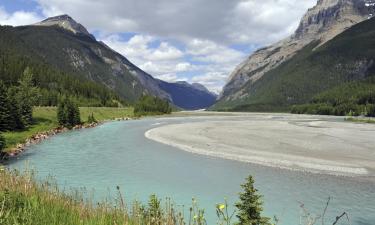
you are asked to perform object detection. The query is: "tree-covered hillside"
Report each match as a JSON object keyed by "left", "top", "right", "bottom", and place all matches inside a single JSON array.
[
  {"left": 212, "top": 17, "right": 375, "bottom": 113},
  {"left": 0, "top": 26, "right": 123, "bottom": 107},
  {"left": 0, "top": 25, "right": 152, "bottom": 102}
]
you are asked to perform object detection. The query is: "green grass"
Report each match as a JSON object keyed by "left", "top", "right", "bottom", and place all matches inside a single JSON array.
[
  {"left": 345, "top": 117, "right": 375, "bottom": 124},
  {"left": 0, "top": 168, "right": 189, "bottom": 225},
  {"left": 3, "top": 107, "right": 134, "bottom": 151}
]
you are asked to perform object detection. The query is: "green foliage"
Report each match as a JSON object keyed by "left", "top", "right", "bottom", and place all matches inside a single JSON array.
[
  {"left": 0, "top": 133, "right": 5, "bottom": 154},
  {"left": 235, "top": 176, "right": 271, "bottom": 225},
  {"left": 148, "top": 194, "right": 162, "bottom": 223},
  {"left": 134, "top": 95, "right": 172, "bottom": 116},
  {"left": 291, "top": 78, "right": 375, "bottom": 116},
  {"left": 87, "top": 113, "right": 97, "bottom": 124},
  {"left": 0, "top": 70, "right": 40, "bottom": 131},
  {"left": 3, "top": 107, "right": 134, "bottom": 151},
  {"left": 216, "top": 199, "right": 236, "bottom": 225},
  {"left": 0, "top": 81, "right": 14, "bottom": 131},
  {"left": 57, "top": 98, "right": 81, "bottom": 128},
  {"left": 12, "top": 68, "right": 40, "bottom": 125},
  {"left": 0, "top": 25, "right": 145, "bottom": 105}
]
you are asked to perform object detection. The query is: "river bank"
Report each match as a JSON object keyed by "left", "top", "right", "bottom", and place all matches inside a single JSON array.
[
  {"left": 8, "top": 114, "right": 375, "bottom": 225},
  {"left": 1, "top": 107, "right": 134, "bottom": 161},
  {"left": 145, "top": 113, "right": 375, "bottom": 177}
]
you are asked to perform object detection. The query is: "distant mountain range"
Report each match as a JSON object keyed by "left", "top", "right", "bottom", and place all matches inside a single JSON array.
[
  {"left": 213, "top": 0, "right": 375, "bottom": 111},
  {"left": 0, "top": 15, "right": 216, "bottom": 110}
]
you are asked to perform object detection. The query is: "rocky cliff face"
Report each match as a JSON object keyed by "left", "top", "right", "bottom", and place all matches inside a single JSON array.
[
  {"left": 34, "top": 15, "right": 95, "bottom": 39},
  {"left": 220, "top": 0, "right": 375, "bottom": 102}
]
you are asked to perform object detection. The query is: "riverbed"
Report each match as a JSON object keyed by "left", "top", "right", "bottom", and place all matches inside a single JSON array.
[{"left": 7, "top": 113, "right": 375, "bottom": 225}]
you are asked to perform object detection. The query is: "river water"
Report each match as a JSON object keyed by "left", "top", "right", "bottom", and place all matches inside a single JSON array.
[{"left": 7, "top": 115, "right": 375, "bottom": 225}]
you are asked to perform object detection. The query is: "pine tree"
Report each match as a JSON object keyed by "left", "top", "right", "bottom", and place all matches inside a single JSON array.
[
  {"left": 0, "top": 132, "right": 5, "bottom": 154},
  {"left": 7, "top": 86, "right": 25, "bottom": 130},
  {"left": 235, "top": 176, "right": 270, "bottom": 225},
  {"left": 57, "top": 97, "right": 81, "bottom": 128},
  {"left": 0, "top": 81, "right": 14, "bottom": 131},
  {"left": 15, "top": 67, "right": 40, "bottom": 125}
]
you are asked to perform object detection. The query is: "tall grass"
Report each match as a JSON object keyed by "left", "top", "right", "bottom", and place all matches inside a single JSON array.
[{"left": 0, "top": 168, "right": 210, "bottom": 225}]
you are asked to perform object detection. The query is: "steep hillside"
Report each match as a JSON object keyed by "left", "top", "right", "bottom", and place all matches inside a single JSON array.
[
  {"left": 0, "top": 15, "right": 216, "bottom": 109},
  {"left": 218, "top": 0, "right": 375, "bottom": 106},
  {"left": 214, "top": 0, "right": 375, "bottom": 111},
  {"left": 158, "top": 81, "right": 217, "bottom": 110}
]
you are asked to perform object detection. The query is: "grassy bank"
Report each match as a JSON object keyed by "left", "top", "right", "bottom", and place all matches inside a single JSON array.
[
  {"left": 3, "top": 107, "right": 133, "bottom": 151},
  {"left": 0, "top": 168, "right": 194, "bottom": 225}
]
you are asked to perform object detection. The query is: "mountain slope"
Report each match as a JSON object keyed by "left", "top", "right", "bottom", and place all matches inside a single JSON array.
[
  {"left": 158, "top": 81, "right": 217, "bottom": 110},
  {"left": 217, "top": 0, "right": 375, "bottom": 107},
  {"left": 0, "top": 15, "right": 216, "bottom": 109},
  {"left": 213, "top": 14, "right": 375, "bottom": 111}
]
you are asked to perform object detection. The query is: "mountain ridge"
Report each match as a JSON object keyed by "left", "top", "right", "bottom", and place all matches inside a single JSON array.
[
  {"left": 0, "top": 15, "right": 216, "bottom": 110},
  {"left": 218, "top": 0, "right": 375, "bottom": 104}
]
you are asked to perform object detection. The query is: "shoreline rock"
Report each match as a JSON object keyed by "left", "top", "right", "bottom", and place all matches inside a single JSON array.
[
  {"left": 3, "top": 122, "right": 101, "bottom": 159},
  {"left": 1, "top": 117, "right": 132, "bottom": 161}
]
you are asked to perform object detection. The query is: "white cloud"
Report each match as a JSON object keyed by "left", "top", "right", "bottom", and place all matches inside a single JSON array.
[
  {"left": 0, "top": 0, "right": 317, "bottom": 92},
  {"left": 148, "top": 42, "right": 184, "bottom": 61},
  {"left": 101, "top": 34, "right": 192, "bottom": 78},
  {"left": 155, "top": 73, "right": 188, "bottom": 83},
  {"left": 188, "top": 39, "right": 245, "bottom": 64},
  {"left": 0, "top": 7, "right": 42, "bottom": 26},
  {"left": 191, "top": 72, "right": 228, "bottom": 94},
  {"left": 35, "top": 0, "right": 315, "bottom": 45}
]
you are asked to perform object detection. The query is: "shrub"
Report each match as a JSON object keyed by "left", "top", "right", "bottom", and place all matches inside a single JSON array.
[
  {"left": 87, "top": 113, "right": 97, "bottom": 124},
  {"left": 57, "top": 98, "right": 81, "bottom": 128}
]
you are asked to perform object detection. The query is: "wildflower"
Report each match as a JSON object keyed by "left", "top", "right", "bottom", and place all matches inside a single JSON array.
[{"left": 217, "top": 203, "right": 225, "bottom": 211}]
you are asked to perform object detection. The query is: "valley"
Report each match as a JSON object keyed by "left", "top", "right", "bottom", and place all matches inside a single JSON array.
[{"left": 1, "top": 0, "right": 375, "bottom": 225}]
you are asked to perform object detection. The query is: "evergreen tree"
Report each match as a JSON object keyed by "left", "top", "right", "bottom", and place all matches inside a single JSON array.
[
  {"left": 0, "top": 132, "right": 5, "bottom": 157},
  {"left": 7, "top": 86, "right": 25, "bottom": 130},
  {"left": 0, "top": 81, "right": 13, "bottom": 131},
  {"left": 57, "top": 98, "right": 81, "bottom": 128},
  {"left": 0, "top": 132, "right": 5, "bottom": 152},
  {"left": 14, "top": 67, "right": 40, "bottom": 125},
  {"left": 235, "top": 176, "right": 270, "bottom": 225}
]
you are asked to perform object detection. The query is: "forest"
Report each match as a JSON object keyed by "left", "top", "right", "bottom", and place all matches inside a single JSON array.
[{"left": 291, "top": 77, "right": 375, "bottom": 116}]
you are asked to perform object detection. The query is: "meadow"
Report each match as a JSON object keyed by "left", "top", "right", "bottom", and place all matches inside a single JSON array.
[{"left": 3, "top": 107, "right": 134, "bottom": 151}]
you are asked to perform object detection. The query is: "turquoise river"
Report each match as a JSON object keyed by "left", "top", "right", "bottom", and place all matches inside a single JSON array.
[{"left": 7, "top": 115, "right": 375, "bottom": 225}]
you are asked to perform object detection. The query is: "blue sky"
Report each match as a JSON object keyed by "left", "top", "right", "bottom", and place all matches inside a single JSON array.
[{"left": 0, "top": 0, "right": 316, "bottom": 93}]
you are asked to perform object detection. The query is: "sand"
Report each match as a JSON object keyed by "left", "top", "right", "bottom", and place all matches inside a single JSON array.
[{"left": 145, "top": 113, "right": 375, "bottom": 177}]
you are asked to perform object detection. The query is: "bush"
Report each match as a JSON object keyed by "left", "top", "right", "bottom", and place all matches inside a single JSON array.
[
  {"left": 57, "top": 98, "right": 81, "bottom": 128},
  {"left": 87, "top": 113, "right": 97, "bottom": 124}
]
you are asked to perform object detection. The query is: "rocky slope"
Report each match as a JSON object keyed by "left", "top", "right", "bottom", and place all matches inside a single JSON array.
[
  {"left": 213, "top": 12, "right": 375, "bottom": 112},
  {"left": 2, "top": 15, "right": 216, "bottom": 109},
  {"left": 219, "top": 0, "right": 375, "bottom": 103}
]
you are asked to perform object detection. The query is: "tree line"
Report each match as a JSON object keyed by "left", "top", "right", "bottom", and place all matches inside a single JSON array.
[
  {"left": 134, "top": 95, "right": 172, "bottom": 116},
  {"left": 291, "top": 77, "right": 375, "bottom": 117},
  {"left": 0, "top": 48, "right": 123, "bottom": 107}
]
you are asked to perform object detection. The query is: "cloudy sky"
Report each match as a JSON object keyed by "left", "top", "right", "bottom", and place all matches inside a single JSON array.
[{"left": 0, "top": 0, "right": 316, "bottom": 93}]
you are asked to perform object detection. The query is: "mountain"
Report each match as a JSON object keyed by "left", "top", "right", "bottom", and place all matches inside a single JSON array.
[
  {"left": 158, "top": 81, "right": 217, "bottom": 110},
  {"left": 0, "top": 15, "right": 216, "bottom": 110},
  {"left": 215, "top": 0, "right": 375, "bottom": 111}
]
